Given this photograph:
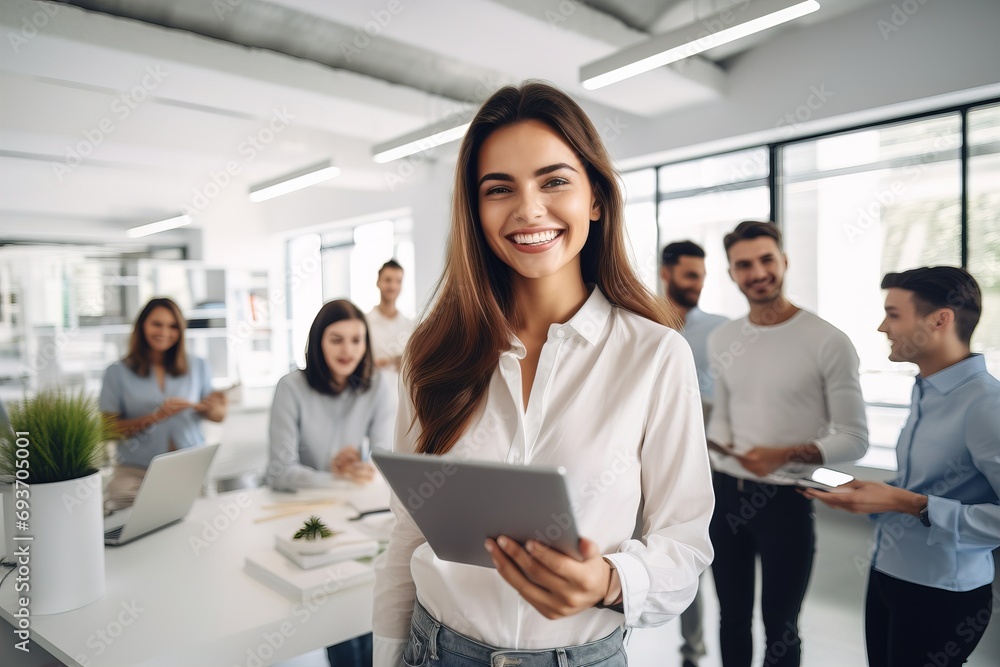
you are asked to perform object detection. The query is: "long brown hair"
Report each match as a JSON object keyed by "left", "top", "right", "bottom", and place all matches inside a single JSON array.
[
  {"left": 124, "top": 297, "right": 188, "bottom": 377},
  {"left": 303, "top": 299, "right": 374, "bottom": 396},
  {"left": 406, "top": 81, "right": 675, "bottom": 455}
]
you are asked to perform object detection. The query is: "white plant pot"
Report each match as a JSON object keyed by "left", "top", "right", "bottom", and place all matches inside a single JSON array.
[{"left": 1, "top": 472, "right": 106, "bottom": 615}]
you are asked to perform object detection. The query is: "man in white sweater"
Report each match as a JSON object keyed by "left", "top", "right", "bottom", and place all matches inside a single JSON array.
[{"left": 706, "top": 221, "right": 868, "bottom": 667}]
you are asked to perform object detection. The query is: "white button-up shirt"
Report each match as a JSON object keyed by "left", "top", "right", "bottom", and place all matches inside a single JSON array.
[{"left": 373, "top": 287, "right": 714, "bottom": 665}]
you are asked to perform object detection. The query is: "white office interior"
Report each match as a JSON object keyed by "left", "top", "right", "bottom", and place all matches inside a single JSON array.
[{"left": 1, "top": 0, "right": 999, "bottom": 665}]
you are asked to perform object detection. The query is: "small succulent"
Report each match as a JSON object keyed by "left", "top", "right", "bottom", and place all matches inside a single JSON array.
[{"left": 293, "top": 515, "right": 334, "bottom": 541}]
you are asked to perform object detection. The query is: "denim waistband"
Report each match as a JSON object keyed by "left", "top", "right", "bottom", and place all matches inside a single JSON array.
[{"left": 410, "top": 600, "right": 624, "bottom": 667}]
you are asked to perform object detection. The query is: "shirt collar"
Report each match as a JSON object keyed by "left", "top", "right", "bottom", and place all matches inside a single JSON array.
[
  {"left": 919, "top": 354, "right": 987, "bottom": 395},
  {"left": 503, "top": 285, "right": 612, "bottom": 358}
]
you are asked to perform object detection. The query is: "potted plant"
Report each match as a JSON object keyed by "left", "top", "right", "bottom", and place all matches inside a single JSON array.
[
  {"left": 0, "top": 390, "right": 118, "bottom": 614},
  {"left": 286, "top": 515, "right": 340, "bottom": 554}
]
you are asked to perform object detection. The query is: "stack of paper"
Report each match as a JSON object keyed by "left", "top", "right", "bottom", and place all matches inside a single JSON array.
[
  {"left": 274, "top": 533, "right": 380, "bottom": 569},
  {"left": 244, "top": 550, "right": 374, "bottom": 601}
]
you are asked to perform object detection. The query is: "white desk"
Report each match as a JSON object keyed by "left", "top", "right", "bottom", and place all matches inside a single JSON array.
[{"left": 0, "top": 480, "right": 390, "bottom": 667}]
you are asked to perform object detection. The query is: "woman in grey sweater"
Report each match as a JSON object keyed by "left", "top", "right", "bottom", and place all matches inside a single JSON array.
[
  {"left": 267, "top": 298, "right": 393, "bottom": 667},
  {"left": 266, "top": 299, "right": 393, "bottom": 490}
]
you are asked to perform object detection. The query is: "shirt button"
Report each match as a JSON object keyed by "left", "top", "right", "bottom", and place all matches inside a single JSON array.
[{"left": 556, "top": 330, "right": 565, "bottom": 338}]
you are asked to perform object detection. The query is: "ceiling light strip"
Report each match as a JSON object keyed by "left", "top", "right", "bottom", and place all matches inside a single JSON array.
[
  {"left": 248, "top": 159, "right": 341, "bottom": 203},
  {"left": 581, "top": 0, "right": 820, "bottom": 90},
  {"left": 126, "top": 214, "right": 192, "bottom": 238}
]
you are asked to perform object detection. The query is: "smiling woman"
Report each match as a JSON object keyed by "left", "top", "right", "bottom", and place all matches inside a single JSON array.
[
  {"left": 99, "top": 297, "right": 227, "bottom": 510},
  {"left": 372, "top": 82, "right": 714, "bottom": 667}
]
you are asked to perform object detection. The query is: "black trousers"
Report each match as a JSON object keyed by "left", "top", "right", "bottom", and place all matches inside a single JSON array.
[
  {"left": 709, "top": 471, "right": 815, "bottom": 667},
  {"left": 326, "top": 633, "right": 372, "bottom": 667},
  {"left": 865, "top": 568, "right": 994, "bottom": 667}
]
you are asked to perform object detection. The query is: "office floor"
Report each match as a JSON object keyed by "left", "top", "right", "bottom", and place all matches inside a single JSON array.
[{"left": 276, "top": 504, "right": 1000, "bottom": 667}]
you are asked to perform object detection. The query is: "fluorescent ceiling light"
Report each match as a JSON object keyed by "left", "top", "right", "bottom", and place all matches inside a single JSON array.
[
  {"left": 581, "top": 0, "right": 820, "bottom": 90},
  {"left": 248, "top": 159, "right": 341, "bottom": 202},
  {"left": 373, "top": 121, "right": 471, "bottom": 164},
  {"left": 126, "top": 214, "right": 192, "bottom": 238}
]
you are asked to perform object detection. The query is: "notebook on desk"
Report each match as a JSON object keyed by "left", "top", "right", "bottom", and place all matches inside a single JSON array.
[{"left": 104, "top": 444, "right": 219, "bottom": 546}]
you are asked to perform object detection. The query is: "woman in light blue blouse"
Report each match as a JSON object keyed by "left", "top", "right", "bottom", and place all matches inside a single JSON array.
[
  {"left": 266, "top": 299, "right": 393, "bottom": 667},
  {"left": 100, "top": 297, "right": 227, "bottom": 509}
]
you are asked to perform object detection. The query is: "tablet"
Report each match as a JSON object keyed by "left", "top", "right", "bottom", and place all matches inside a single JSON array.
[{"left": 372, "top": 450, "right": 583, "bottom": 568}]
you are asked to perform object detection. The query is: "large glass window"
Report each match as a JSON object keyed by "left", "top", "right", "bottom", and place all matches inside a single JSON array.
[
  {"left": 657, "top": 148, "right": 771, "bottom": 318},
  {"left": 967, "top": 104, "right": 1000, "bottom": 378},
  {"left": 621, "top": 169, "right": 658, "bottom": 294},
  {"left": 782, "top": 114, "right": 963, "bottom": 467},
  {"left": 622, "top": 99, "right": 998, "bottom": 470},
  {"left": 286, "top": 217, "right": 415, "bottom": 370}
]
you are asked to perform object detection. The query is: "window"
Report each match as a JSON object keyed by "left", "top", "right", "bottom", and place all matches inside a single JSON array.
[
  {"left": 657, "top": 148, "right": 771, "bottom": 318},
  {"left": 622, "top": 169, "right": 658, "bottom": 294},
  {"left": 967, "top": 104, "right": 1000, "bottom": 378},
  {"left": 782, "top": 114, "right": 963, "bottom": 467},
  {"left": 621, "top": 98, "right": 1000, "bottom": 470},
  {"left": 286, "top": 217, "right": 415, "bottom": 370}
]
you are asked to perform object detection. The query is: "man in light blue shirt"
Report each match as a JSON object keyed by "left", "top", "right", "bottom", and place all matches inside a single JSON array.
[
  {"left": 660, "top": 240, "right": 728, "bottom": 667},
  {"left": 661, "top": 241, "right": 729, "bottom": 409},
  {"left": 807, "top": 266, "right": 999, "bottom": 667}
]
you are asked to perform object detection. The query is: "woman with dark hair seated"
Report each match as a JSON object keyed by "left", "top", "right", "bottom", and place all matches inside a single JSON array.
[{"left": 267, "top": 298, "right": 393, "bottom": 667}]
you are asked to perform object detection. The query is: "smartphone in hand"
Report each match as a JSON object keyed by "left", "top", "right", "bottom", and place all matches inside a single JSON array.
[{"left": 795, "top": 467, "right": 854, "bottom": 491}]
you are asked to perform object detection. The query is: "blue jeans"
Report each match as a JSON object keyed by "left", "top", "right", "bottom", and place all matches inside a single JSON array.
[{"left": 401, "top": 601, "right": 627, "bottom": 667}]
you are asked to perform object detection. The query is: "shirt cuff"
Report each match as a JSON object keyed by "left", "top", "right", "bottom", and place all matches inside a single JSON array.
[
  {"left": 601, "top": 557, "right": 623, "bottom": 606},
  {"left": 603, "top": 551, "right": 649, "bottom": 627},
  {"left": 373, "top": 634, "right": 407, "bottom": 667},
  {"left": 926, "top": 495, "right": 960, "bottom": 547}
]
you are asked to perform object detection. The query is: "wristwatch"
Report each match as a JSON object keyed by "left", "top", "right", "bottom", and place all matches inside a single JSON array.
[{"left": 918, "top": 504, "right": 931, "bottom": 527}]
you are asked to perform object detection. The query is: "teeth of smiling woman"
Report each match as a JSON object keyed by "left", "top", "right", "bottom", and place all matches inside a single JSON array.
[{"left": 512, "top": 230, "right": 560, "bottom": 245}]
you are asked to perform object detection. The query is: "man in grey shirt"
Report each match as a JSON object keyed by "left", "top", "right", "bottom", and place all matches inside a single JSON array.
[
  {"left": 707, "top": 221, "right": 868, "bottom": 667},
  {"left": 661, "top": 240, "right": 728, "bottom": 667}
]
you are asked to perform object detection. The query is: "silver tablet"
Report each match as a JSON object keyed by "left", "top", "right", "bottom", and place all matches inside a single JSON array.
[{"left": 372, "top": 450, "right": 583, "bottom": 568}]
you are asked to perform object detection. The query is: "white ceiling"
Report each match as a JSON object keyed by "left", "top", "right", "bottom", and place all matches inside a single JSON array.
[{"left": 0, "top": 0, "right": 879, "bottom": 246}]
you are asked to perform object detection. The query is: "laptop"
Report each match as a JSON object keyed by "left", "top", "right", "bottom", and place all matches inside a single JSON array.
[
  {"left": 104, "top": 444, "right": 219, "bottom": 546},
  {"left": 372, "top": 450, "right": 582, "bottom": 568}
]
